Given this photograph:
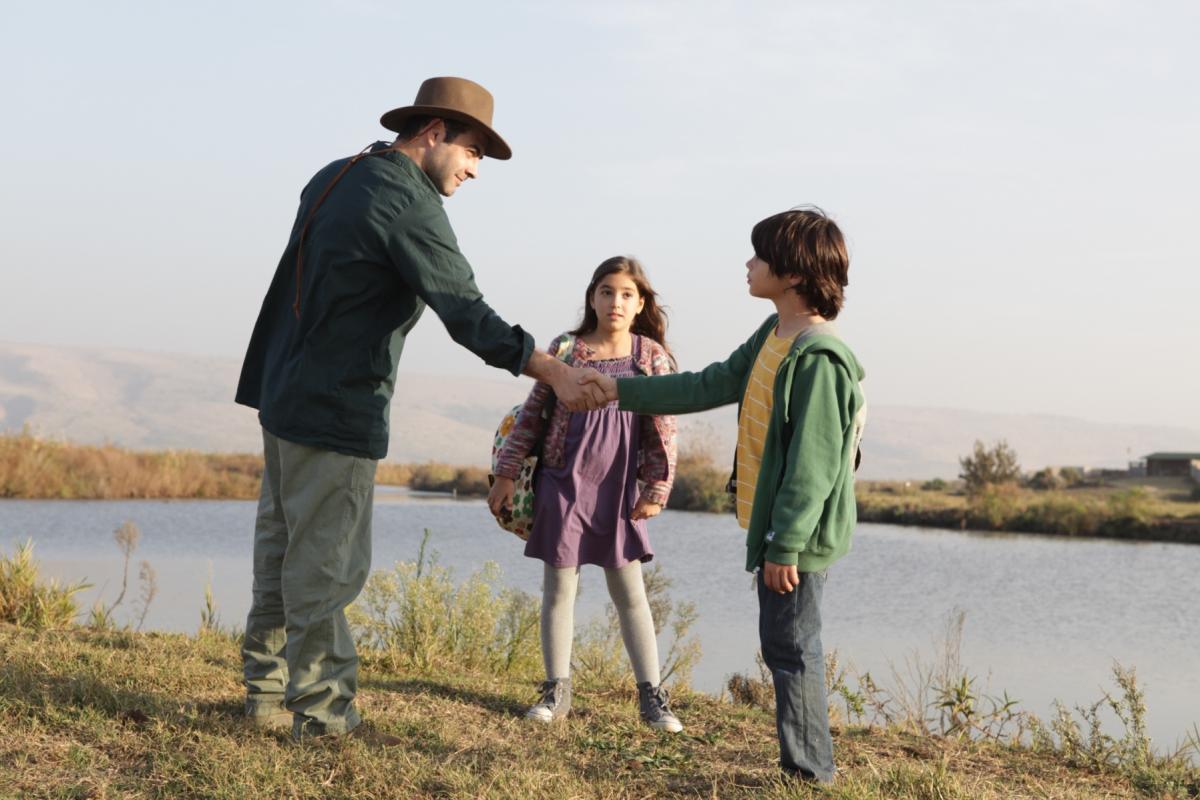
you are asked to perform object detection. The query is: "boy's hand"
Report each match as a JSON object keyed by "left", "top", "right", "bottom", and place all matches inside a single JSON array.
[
  {"left": 630, "top": 498, "right": 661, "bottom": 520},
  {"left": 487, "top": 476, "right": 516, "bottom": 517},
  {"left": 578, "top": 369, "right": 618, "bottom": 403},
  {"left": 763, "top": 560, "right": 799, "bottom": 594}
]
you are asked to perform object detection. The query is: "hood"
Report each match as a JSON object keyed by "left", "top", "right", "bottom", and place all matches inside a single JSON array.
[{"left": 777, "top": 319, "right": 866, "bottom": 423}]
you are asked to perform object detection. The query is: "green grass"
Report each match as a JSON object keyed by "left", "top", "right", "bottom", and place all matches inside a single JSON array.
[{"left": 857, "top": 479, "right": 1200, "bottom": 543}]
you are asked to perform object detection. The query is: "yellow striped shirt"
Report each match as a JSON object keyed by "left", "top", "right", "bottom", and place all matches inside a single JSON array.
[{"left": 735, "top": 330, "right": 794, "bottom": 529}]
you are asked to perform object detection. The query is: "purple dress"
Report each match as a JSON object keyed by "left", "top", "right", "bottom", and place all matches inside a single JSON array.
[{"left": 524, "top": 351, "right": 653, "bottom": 568}]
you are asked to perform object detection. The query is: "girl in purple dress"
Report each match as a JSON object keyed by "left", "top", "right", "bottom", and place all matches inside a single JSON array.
[{"left": 488, "top": 256, "right": 681, "bottom": 731}]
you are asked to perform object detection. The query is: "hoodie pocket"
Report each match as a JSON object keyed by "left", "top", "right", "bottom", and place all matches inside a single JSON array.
[{"left": 808, "top": 516, "right": 837, "bottom": 556}]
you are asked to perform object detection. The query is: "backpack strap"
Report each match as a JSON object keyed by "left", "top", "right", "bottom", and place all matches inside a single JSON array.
[
  {"left": 540, "top": 334, "right": 575, "bottom": 424},
  {"left": 553, "top": 334, "right": 575, "bottom": 364},
  {"left": 293, "top": 143, "right": 391, "bottom": 319}
]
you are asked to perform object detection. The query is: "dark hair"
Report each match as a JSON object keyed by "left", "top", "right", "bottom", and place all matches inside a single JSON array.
[
  {"left": 570, "top": 256, "right": 671, "bottom": 356},
  {"left": 750, "top": 206, "right": 849, "bottom": 319},
  {"left": 392, "top": 114, "right": 473, "bottom": 144}
]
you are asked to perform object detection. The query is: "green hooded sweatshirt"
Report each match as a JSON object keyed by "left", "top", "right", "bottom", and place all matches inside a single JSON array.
[{"left": 617, "top": 316, "right": 866, "bottom": 573}]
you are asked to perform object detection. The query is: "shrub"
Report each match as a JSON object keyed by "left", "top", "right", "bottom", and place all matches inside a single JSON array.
[
  {"left": 375, "top": 462, "right": 413, "bottom": 487},
  {"left": 966, "top": 483, "right": 1019, "bottom": 529},
  {"left": 0, "top": 540, "right": 89, "bottom": 630},
  {"left": 1027, "top": 467, "right": 1062, "bottom": 491},
  {"left": 1019, "top": 497, "right": 1099, "bottom": 536},
  {"left": 1029, "top": 664, "right": 1198, "bottom": 794},
  {"left": 667, "top": 438, "right": 734, "bottom": 514},
  {"left": 347, "top": 531, "right": 542, "bottom": 677},
  {"left": 921, "top": 478, "right": 948, "bottom": 491},
  {"left": 1106, "top": 488, "right": 1152, "bottom": 525},
  {"left": 959, "top": 440, "right": 1021, "bottom": 495},
  {"left": 573, "top": 563, "right": 701, "bottom": 689},
  {"left": 450, "top": 466, "right": 490, "bottom": 497},
  {"left": 1059, "top": 466, "right": 1086, "bottom": 487},
  {"left": 408, "top": 462, "right": 459, "bottom": 493},
  {"left": 401, "top": 463, "right": 489, "bottom": 496},
  {"left": 726, "top": 652, "right": 775, "bottom": 711}
]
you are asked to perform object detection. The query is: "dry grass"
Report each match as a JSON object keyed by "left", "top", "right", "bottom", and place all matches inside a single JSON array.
[
  {"left": 0, "top": 624, "right": 1163, "bottom": 800},
  {"left": 0, "top": 432, "right": 495, "bottom": 500},
  {"left": 0, "top": 431, "right": 262, "bottom": 500}
]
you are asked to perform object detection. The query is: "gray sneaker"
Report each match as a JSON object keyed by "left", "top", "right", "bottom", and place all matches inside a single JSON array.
[
  {"left": 525, "top": 678, "right": 571, "bottom": 723},
  {"left": 638, "top": 681, "right": 683, "bottom": 733}
]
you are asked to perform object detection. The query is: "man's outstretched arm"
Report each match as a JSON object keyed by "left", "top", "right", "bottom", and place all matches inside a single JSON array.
[{"left": 524, "top": 352, "right": 607, "bottom": 411}]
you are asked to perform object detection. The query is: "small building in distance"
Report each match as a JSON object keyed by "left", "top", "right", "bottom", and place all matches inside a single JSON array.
[{"left": 1142, "top": 452, "right": 1200, "bottom": 479}]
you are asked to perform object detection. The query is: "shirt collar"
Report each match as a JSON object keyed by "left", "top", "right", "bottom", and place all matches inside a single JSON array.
[{"left": 368, "top": 141, "right": 443, "bottom": 204}]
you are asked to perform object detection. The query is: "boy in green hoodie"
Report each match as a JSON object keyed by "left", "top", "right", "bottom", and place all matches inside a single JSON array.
[{"left": 583, "top": 207, "right": 865, "bottom": 782}]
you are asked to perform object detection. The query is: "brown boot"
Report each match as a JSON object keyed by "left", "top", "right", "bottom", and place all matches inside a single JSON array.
[{"left": 245, "top": 701, "right": 293, "bottom": 731}]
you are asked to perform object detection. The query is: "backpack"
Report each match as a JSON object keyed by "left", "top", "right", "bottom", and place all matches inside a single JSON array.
[{"left": 488, "top": 335, "right": 575, "bottom": 540}]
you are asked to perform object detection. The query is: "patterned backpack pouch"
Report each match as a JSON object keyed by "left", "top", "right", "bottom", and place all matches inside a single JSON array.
[{"left": 488, "top": 335, "right": 574, "bottom": 540}]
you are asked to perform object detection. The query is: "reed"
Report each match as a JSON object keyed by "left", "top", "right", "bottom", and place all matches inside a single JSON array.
[
  {"left": 0, "top": 430, "right": 262, "bottom": 499},
  {"left": 0, "top": 540, "right": 89, "bottom": 629}
]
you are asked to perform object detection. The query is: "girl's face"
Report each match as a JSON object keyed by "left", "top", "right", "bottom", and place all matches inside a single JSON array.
[{"left": 589, "top": 273, "right": 645, "bottom": 335}]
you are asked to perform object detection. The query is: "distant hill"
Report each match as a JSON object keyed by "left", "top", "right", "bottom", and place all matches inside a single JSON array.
[{"left": 3, "top": 341, "right": 1199, "bottom": 480}]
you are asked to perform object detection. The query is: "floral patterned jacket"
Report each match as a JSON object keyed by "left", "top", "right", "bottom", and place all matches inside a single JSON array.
[{"left": 494, "top": 333, "right": 678, "bottom": 506}]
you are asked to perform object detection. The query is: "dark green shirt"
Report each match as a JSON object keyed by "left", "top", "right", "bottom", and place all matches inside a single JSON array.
[{"left": 236, "top": 143, "right": 533, "bottom": 459}]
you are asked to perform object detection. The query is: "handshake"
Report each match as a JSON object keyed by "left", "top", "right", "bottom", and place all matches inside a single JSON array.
[{"left": 553, "top": 366, "right": 619, "bottom": 411}]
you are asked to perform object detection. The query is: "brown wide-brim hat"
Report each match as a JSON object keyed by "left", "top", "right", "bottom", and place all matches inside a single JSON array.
[{"left": 380, "top": 76, "right": 512, "bottom": 160}]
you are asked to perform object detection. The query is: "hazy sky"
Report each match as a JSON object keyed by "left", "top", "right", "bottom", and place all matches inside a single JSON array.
[{"left": 2, "top": 1, "right": 1197, "bottom": 428}]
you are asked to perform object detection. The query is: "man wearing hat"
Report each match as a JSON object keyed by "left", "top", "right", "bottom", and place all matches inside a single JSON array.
[{"left": 235, "top": 77, "right": 603, "bottom": 743}]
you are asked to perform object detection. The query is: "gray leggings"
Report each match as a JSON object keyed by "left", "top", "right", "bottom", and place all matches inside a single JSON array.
[{"left": 541, "top": 561, "right": 661, "bottom": 685}]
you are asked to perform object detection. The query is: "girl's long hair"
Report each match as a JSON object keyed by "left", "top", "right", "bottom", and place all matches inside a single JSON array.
[{"left": 569, "top": 256, "right": 671, "bottom": 356}]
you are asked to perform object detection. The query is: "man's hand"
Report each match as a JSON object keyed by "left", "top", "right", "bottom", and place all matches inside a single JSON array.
[
  {"left": 631, "top": 498, "right": 662, "bottom": 521},
  {"left": 488, "top": 475, "right": 515, "bottom": 517},
  {"left": 762, "top": 560, "right": 799, "bottom": 594},
  {"left": 523, "top": 351, "right": 608, "bottom": 411},
  {"left": 577, "top": 369, "right": 618, "bottom": 404},
  {"left": 551, "top": 366, "right": 609, "bottom": 411}
]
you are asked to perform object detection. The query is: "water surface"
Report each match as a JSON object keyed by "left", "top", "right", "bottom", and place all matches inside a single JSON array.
[{"left": 2, "top": 493, "right": 1196, "bottom": 749}]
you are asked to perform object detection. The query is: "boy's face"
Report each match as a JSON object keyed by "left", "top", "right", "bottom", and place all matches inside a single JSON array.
[{"left": 745, "top": 255, "right": 800, "bottom": 300}]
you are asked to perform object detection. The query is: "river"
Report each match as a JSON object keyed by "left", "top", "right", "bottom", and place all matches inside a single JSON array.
[{"left": 2, "top": 492, "right": 1197, "bottom": 751}]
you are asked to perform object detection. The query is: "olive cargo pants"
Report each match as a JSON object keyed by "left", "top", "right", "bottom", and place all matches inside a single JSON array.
[{"left": 242, "top": 428, "right": 377, "bottom": 737}]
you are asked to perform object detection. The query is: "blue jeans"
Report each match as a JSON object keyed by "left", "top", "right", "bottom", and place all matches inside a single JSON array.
[{"left": 757, "top": 568, "right": 834, "bottom": 782}]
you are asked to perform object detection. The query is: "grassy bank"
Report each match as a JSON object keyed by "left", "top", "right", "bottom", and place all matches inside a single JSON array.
[
  {"left": 5, "top": 624, "right": 1195, "bottom": 800},
  {"left": 3, "top": 538, "right": 1198, "bottom": 799},
  {"left": 857, "top": 478, "right": 1200, "bottom": 544}
]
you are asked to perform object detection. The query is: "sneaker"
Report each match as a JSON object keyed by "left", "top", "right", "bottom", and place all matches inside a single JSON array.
[
  {"left": 525, "top": 678, "right": 571, "bottom": 723},
  {"left": 637, "top": 681, "right": 683, "bottom": 733}
]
